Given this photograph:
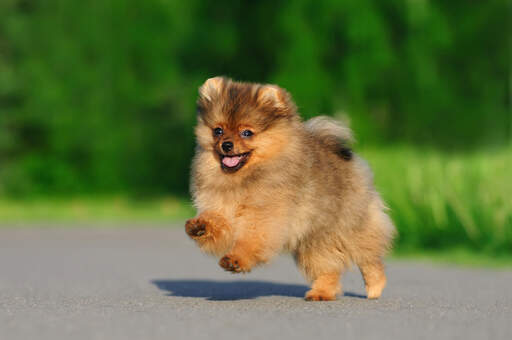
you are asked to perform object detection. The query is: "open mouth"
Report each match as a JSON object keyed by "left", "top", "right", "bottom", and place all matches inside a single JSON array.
[{"left": 220, "top": 152, "right": 251, "bottom": 173}]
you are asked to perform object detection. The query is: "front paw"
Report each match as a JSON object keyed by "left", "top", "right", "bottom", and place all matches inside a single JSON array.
[
  {"left": 219, "top": 254, "right": 250, "bottom": 273},
  {"left": 305, "top": 289, "right": 337, "bottom": 301},
  {"left": 185, "top": 218, "right": 209, "bottom": 239}
]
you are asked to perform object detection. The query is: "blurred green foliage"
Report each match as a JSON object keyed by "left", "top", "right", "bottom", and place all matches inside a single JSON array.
[
  {"left": 363, "top": 147, "right": 512, "bottom": 255},
  {"left": 0, "top": 0, "right": 510, "bottom": 198}
]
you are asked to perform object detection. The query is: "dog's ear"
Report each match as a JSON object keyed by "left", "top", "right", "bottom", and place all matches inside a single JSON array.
[
  {"left": 257, "top": 84, "right": 295, "bottom": 115},
  {"left": 199, "top": 76, "right": 226, "bottom": 102},
  {"left": 257, "top": 85, "right": 285, "bottom": 108}
]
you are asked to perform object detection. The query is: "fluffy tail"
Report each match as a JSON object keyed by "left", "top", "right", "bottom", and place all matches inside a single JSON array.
[{"left": 304, "top": 116, "right": 354, "bottom": 160}]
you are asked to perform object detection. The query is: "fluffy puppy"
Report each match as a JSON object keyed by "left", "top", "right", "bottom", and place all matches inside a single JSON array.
[{"left": 185, "top": 77, "right": 395, "bottom": 301}]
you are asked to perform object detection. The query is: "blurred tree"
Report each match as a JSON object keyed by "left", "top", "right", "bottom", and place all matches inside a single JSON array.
[{"left": 0, "top": 0, "right": 509, "bottom": 196}]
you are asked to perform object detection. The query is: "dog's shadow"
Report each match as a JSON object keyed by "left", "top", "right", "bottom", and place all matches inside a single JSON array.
[{"left": 151, "top": 279, "right": 366, "bottom": 301}]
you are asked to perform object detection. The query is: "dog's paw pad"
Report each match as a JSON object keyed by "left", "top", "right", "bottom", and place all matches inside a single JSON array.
[
  {"left": 219, "top": 255, "right": 245, "bottom": 273},
  {"left": 185, "top": 219, "right": 208, "bottom": 238}
]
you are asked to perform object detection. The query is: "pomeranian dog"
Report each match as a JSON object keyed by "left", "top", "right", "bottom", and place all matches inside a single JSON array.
[{"left": 185, "top": 77, "right": 395, "bottom": 301}]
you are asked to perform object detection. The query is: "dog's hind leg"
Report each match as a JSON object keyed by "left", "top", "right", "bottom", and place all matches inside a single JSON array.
[
  {"left": 305, "top": 272, "right": 341, "bottom": 301},
  {"left": 295, "top": 244, "right": 345, "bottom": 301},
  {"left": 358, "top": 258, "right": 387, "bottom": 299}
]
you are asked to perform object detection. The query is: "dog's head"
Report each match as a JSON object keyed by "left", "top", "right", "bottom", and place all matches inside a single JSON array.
[{"left": 195, "top": 77, "right": 298, "bottom": 174}]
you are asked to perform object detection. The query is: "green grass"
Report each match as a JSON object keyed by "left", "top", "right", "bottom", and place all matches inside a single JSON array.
[
  {"left": 391, "top": 248, "right": 512, "bottom": 268},
  {"left": 361, "top": 146, "right": 512, "bottom": 256},
  {"left": 0, "top": 196, "right": 195, "bottom": 223}
]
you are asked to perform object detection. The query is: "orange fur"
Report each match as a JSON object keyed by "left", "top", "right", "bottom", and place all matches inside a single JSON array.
[{"left": 186, "top": 77, "right": 396, "bottom": 300}]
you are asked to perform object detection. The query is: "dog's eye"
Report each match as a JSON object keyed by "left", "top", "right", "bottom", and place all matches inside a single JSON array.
[
  {"left": 241, "top": 130, "right": 253, "bottom": 138},
  {"left": 213, "top": 127, "right": 223, "bottom": 136}
]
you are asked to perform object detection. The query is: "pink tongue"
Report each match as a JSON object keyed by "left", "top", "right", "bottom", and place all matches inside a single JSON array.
[{"left": 222, "top": 156, "right": 241, "bottom": 168}]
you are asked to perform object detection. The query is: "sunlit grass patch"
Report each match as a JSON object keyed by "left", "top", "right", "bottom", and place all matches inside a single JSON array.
[
  {"left": 0, "top": 196, "right": 195, "bottom": 224},
  {"left": 361, "top": 146, "right": 512, "bottom": 255},
  {"left": 391, "top": 247, "right": 512, "bottom": 268}
]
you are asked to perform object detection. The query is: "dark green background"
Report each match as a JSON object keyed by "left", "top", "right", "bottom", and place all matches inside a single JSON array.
[{"left": 0, "top": 0, "right": 509, "bottom": 196}]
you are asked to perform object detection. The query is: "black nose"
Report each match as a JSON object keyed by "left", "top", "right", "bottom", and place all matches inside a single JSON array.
[{"left": 222, "top": 141, "right": 233, "bottom": 153}]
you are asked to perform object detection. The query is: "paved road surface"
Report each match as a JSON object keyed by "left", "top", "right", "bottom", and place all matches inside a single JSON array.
[{"left": 0, "top": 225, "right": 510, "bottom": 340}]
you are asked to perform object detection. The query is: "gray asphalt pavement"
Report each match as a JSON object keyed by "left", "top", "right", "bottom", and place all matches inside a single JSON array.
[{"left": 0, "top": 225, "right": 511, "bottom": 340}]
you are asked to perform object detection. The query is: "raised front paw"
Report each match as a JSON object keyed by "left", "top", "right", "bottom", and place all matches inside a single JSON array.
[
  {"left": 185, "top": 218, "right": 209, "bottom": 239},
  {"left": 219, "top": 254, "right": 251, "bottom": 273}
]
